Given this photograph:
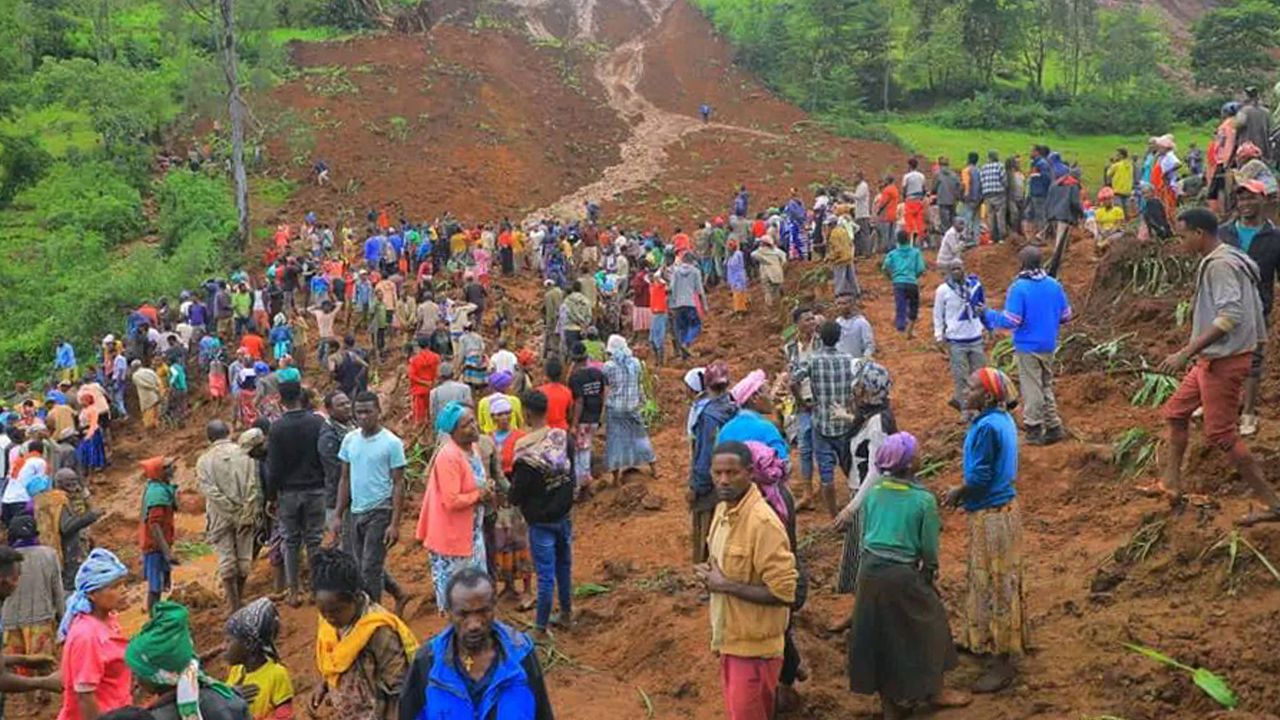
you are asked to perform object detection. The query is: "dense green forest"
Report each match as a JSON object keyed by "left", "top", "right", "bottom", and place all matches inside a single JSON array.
[
  {"left": 0, "top": 0, "right": 380, "bottom": 385},
  {"left": 691, "top": 0, "right": 1280, "bottom": 135}
]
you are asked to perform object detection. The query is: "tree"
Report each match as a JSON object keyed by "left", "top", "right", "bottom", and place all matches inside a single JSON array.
[
  {"left": 1190, "top": 0, "right": 1280, "bottom": 93},
  {"left": 217, "top": 0, "right": 250, "bottom": 248},
  {"left": 1015, "top": 0, "right": 1053, "bottom": 94},
  {"left": 1054, "top": 0, "right": 1096, "bottom": 96},
  {"left": 961, "top": 0, "right": 1021, "bottom": 87},
  {"left": 1094, "top": 4, "right": 1166, "bottom": 89}
]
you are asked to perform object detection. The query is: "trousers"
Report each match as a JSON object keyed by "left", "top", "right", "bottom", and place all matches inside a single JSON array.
[{"left": 1016, "top": 351, "right": 1061, "bottom": 430}]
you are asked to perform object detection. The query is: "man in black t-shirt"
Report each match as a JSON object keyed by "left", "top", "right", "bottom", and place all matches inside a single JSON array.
[{"left": 567, "top": 343, "right": 606, "bottom": 492}]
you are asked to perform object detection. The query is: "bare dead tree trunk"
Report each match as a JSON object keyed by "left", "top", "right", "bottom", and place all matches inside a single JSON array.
[{"left": 217, "top": 0, "right": 250, "bottom": 249}]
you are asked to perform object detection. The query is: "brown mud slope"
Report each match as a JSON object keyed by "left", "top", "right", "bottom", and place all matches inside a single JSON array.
[{"left": 262, "top": 26, "right": 627, "bottom": 224}]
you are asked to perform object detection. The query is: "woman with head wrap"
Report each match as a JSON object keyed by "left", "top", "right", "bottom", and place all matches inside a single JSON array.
[
  {"left": 847, "top": 432, "right": 969, "bottom": 718},
  {"left": 601, "top": 335, "right": 657, "bottom": 485},
  {"left": 2, "top": 515, "right": 63, "bottom": 670},
  {"left": 456, "top": 323, "right": 488, "bottom": 391},
  {"left": 718, "top": 369, "right": 789, "bottom": 463},
  {"left": 488, "top": 395, "right": 534, "bottom": 610},
  {"left": 828, "top": 362, "right": 898, "bottom": 630},
  {"left": 414, "top": 402, "right": 491, "bottom": 610},
  {"left": 56, "top": 549, "right": 133, "bottom": 720},
  {"left": 943, "top": 367, "right": 1027, "bottom": 693},
  {"left": 126, "top": 601, "right": 248, "bottom": 720},
  {"left": 224, "top": 598, "right": 294, "bottom": 720},
  {"left": 475, "top": 370, "right": 524, "bottom": 435}
]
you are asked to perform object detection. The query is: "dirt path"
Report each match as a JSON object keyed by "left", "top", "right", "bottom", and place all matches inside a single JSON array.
[{"left": 521, "top": 0, "right": 782, "bottom": 223}]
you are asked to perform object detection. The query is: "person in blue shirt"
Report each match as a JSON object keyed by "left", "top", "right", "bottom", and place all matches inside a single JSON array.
[
  {"left": 733, "top": 184, "right": 748, "bottom": 218},
  {"left": 699, "top": 103, "right": 711, "bottom": 123},
  {"left": 881, "top": 231, "right": 927, "bottom": 337},
  {"left": 717, "top": 369, "right": 789, "bottom": 464},
  {"left": 983, "top": 246, "right": 1072, "bottom": 446},
  {"left": 398, "top": 567, "right": 554, "bottom": 720},
  {"left": 363, "top": 233, "right": 384, "bottom": 270},
  {"left": 784, "top": 191, "right": 808, "bottom": 259},
  {"left": 945, "top": 366, "right": 1027, "bottom": 695},
  {"left": 54, "top": 338, "right": 78, "bottom": 383}
]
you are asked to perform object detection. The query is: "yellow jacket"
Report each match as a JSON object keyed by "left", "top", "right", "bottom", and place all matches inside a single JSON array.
[{"left": 707, "top": 484, "right": 797, "bottom": 657}]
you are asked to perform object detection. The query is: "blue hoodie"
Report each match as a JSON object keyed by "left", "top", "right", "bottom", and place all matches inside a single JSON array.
[
  {"left": 985, "top": 272, "right": 1071, "bottom": 353},
  {"left": 400, "top": 622, "right": 553, "bottom": 720},
  {"left": 962, "top": 407, "right": 1018, "bottom": 512},
  {"left": 689, "top": 394, "right": 738, "bottom": 497}
]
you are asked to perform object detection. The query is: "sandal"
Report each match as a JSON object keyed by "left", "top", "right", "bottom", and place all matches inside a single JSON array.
[{"left": 1236, "top": 507, "right": 1280, "bottom": 527}]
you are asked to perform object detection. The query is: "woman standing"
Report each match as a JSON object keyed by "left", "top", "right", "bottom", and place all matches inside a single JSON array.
[
  {"left": 414, "top": 402, "right": 490, "bottom": 610},
  {"left": 56, "top": 549, "right": 133, "bottom": 720},
  {"left": 601, "top": 335, "right": 656, "bottom": 485},
  {"left": 76, "top": 392, "right": 107, "bottom": 475},
  {"left": 849, "top": 433, "right": 969, "bottom": 718},
  {"left": 945, "top": 367, "right": 1028, "bottom": 693},
  {"left": 2, "top": 516, "right": 63, "bottom": 668}
]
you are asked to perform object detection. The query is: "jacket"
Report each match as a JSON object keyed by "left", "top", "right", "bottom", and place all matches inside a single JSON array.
[
  {"left": 398, "top": 622, "right": 554, "bottom": 720},
  {"left": 962, "top": 407, "right": 1018, "bottom": 512},
  {"left": 1045, "top": 177, "right": 1083, "bottom": 223},
  {"left": 933, "top": 168, "right": 962, "bottom": 206},
  {"left": 318, "top": 417, "right": 354, "bottom": 509},
  {"left": 415, "top": 439, "right": 482, "bottom": 557},
  {"left": 1191, "top": 243, "right": 1266, "bottom": 360},
  {"left": 707, "top": 485, "right": 797, "bottom": 657},
  {"left": 986, "top": 272, "right": 1072, "bottom": 353},
  {"left": 689, "top": 395, "right": 738, "bottom": 497},
  {"left": 1220, "top": 220, "right": 1280, "bottom": 317},
  {"left": 669, "top": 263, "right": 706, "bottom": 309},
  {"left": 508, "top": 440, "right": 574, "bottom": 525},
  {"left": 933, "top": 279, "right": 987, "bottom": 344}
]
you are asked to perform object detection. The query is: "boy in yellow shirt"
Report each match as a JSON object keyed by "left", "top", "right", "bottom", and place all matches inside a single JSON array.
[
  {"left": 1093, "top": 187, "right": 1127, "bottom": 251},
  {"left": 226, "top": 598, "right": 295, "bottom": 719}
]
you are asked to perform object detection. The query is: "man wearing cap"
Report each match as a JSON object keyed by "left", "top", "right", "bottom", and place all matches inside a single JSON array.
[
  {"left": 1219, "top": 178, "right": 1280, "bottom": 436},
  {"left": 196, "top": 420, "right": 261, "bottom": 610},
  {"left": 139, "top": 456, "right": 180, "bottom": 611}
]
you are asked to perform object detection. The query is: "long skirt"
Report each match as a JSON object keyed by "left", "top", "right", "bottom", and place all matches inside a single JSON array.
[
  {"left": 835, "top": 510, "right": 863, "bottom": 594},
  {"left": 631, "top": 306, "right": 652, "bottom": 332},
  {"left": 77, "top": 431, "right": 107, "bottom": 471},
  {"left": 428, "top": 510, "right": 487, "bottom": 609},
  {"left": 961, "top": 501, "right": 1029, "bottom": 656},
  {"left": 848, "top": 556, "right": 957, "bottom": 703},
  {"left": 605, "top": 407, "right": 655, "bottom": 471}
]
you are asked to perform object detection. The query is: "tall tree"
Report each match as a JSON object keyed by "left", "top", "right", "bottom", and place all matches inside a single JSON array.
[
  {"left": 1054, "top": 0, "right": 1096, "bottom": 96},
  {"left": 1094, "top": 3, "right": 1165, "bottom": 90},
  {"left": 216, "top": 0, "right": 250, "bottom": 248},
  {"left": 1190, "top": 0, "right": 1280, "bottom": 93},
  {"left": 1015, "top": 0, "right": 1053, "bottom": 94},
  {"left": 961, "top": 0, "right": 1019, "bottom": 87}
]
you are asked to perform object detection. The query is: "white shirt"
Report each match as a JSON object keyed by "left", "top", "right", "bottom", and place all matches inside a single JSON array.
[
  {"left": 5, "top": 456, "right": 45, "bottom": 504},
  {"left": 852, "top": 181, "right": 871, "bottom": 219},
  {"left": 903, "top": 171, "right": 926, "bottom": 198},
  {"left": 933, "top": 281, "right": 986, "bottom": 343},
  {"left": 488, "top": 349, "right": 518, "bottom": 375}
]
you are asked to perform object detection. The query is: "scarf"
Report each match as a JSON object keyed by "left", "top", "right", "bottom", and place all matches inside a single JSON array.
[
  {"left": 874, "top": 432, "right": 918, "bottom": 473},
  {"left": 127, "top": 601, "right": 235, "bottom": 720},
  {"left": 435, "top": 401, "right": 467, "bottom": 434},
  {"left": 512, "top": 426, "right": 571, "bottom": 476},
  {"left": 59, "top": 548, "right": 129, "bottom": 640},
  {"left": 226, "top": 597, "right": 281, "bottom": 661},
  {"left": 1017, "top": 268, "right": 1047, "bottom": 281},
  {"left": 315, "top": 601, "right": 419, "bottom": 688},
  {"left": 744, "top": 441, "right": 789, "bottom": 523},
  {"left": 35, "top": 489, "right": 70, "bottom": 559}
]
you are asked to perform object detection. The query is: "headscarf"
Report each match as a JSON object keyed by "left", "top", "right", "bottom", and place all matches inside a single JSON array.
[
  {"left": 7, "top": 514, "right": 38, "bottom": 548},
  {"left": 435, "top": 401, "right": 467, "bottom": 434},
  {"left": 238, "top": 428, "right": 265, "bottom": 451},
  {"left": 517, "top": 348, "right": 536, "bottom": 367},
  {"left": 1155, "top": 134, "right": 1175, "bottom": 151},
  {"left": 730, "top": 369, "right": 766, "bottom": 407},
  {"left": 126, "top": 601, "right": 235, "bottom": 720},
  {"left": 225, "top": 597, "right": 281, "bottom": 661},
  {"left": 704, "top": 360, "right": 731, "bottom": 390},
  {"left": 744, "top": 440, "right": 789, "bottom": 522},
  {"left": 874, "top": 432, "right": 918, "bottom": 474},
  {"left": 489, "top": 395, "right": 513, "bottom": 416},
  {"left": 606, "top": 334, "right": 631, "bottom": 359},
  {"left": 140, "top": 456, "right": 170, "bottom": 481},
  {"left": 487, "top": 370, "right": 514, "bottom": 391},
  {"left": 273, "top": 313, "right": 287, "bottom": 327},
  {"left": 683, "top": 367, "right": 706, "bottom": 394},
  {"left": 58, "top": 548, "right": 129, "bottom": 640},
  {"left": 972, "top": 367, "right": 1018, "bottom": 408},
  {"left": 513, "top": 427, "right": 571, "bottom": 477},
  {"left": 853, "top": 361, "right": 892, "bottom": 405}
]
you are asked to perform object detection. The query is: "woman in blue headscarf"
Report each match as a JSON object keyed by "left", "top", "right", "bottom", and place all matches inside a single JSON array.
[
  {"left": 56, "top": 548, "right": 134, "bottom": 720},
  {"left": 414, "top": 402, "right": 490, "bottom": 611}
]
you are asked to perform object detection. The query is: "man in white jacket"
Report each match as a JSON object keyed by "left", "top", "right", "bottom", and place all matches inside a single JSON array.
[{"left": 933, "top": 261, "right": 989, "bottom": 419}]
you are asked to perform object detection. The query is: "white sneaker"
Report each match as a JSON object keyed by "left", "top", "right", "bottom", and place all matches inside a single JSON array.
[{"left": 1240, "top": 414, "right": 1259, "bottom": 437}]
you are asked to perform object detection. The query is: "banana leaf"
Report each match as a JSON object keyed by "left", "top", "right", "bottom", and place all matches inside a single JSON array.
[{"left": 1124, "top": 643, "right": 1238, "bottom": 709}]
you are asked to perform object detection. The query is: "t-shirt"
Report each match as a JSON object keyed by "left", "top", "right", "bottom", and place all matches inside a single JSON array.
[
  {"left": 876, "top": 185, "right": 900, "bottom": 222},
  {"left": 568, "top": 367, "right": 606, "bottom": 424},
  {"left": 312, "top": 307, "right": 340, "bottom": 338},
  {"left": 1235, "top": 222, "right": 1261, "bottom": 252},
  {"left": 489, "top": 350, "right": 518, "bottom": 375},
  {"left": 56, "top": 614, "right": 134, "bottom": 720},
  {"left": 1096, "top": 206, "right": 1125, "bottom": 232},
  {"left": 649, "top": 280, "right": 668, "bottom": 314},
  {"left": 227, "top": 660, "right": 294, "bottom": 720},
  {"left": 239, "top": 334, "right": 265, "bottom": 360},
  {"left": 338, "top": 427, "right": 406, "bottom": 513},
  {"left": 902, "top": 170, "right": 926, "bottom": 198},
  {"left": 538, "top": 382, "right": 574, "bottom": 430}
]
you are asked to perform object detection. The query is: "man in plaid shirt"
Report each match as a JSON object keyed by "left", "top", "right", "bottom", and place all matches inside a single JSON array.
[
  {"left": 980, "top": 150, "right": 1009, "bottom": 243},
  {"left": 792, "top": 320, "right": 861, "bottom": 517}
]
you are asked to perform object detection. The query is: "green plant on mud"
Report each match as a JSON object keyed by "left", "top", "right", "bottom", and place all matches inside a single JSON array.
[
  {"left": 1174, "top": 300, "right": 1191, "bottom": 327},
  {"left": 1200, "top": 530, "right": 1280, "bottom": 595},
  {"left": 917, "top": 456, "right": 948, "bottom": 480},
  {"left": 387, "top": 116, "right": 410, "bottom": 143},
  {"left": 573, "top": 582, "right": 611, "bottom": 598},
  {"left": 1130, "top": 372, "right": 1178, "bottom": 408},
  {"left": 303, "top": 65, "right": 357, "bottom": 96},
  {"left": 1112, "top": 427, "right": 1159, "bottom": 478},
  {"left": 1116, "top": 519, "right": 1165, "bottom": 564},
  {"left": 1124, "top": 643, "right": 1238, "bottom": 709},
  {"left": 1124, "top": 255, "right": 1194, "bottom": 296},
  {"left": 1082, "top": 333, "right": 1136, "bottom": 372},
  {"left": 990, "top": 337, "right": 1017, "bottom": 374}
]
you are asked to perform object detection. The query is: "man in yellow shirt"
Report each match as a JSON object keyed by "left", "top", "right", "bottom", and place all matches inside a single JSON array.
[
  {"left": 1106, "top": 148, "right": 1134, "bottom": 216},
  {"left": 696, "top": 441, "right": 798, "bottom": 720},
  {"left": 1094, "top": 187, "right": 1126, "bottom": 251}
]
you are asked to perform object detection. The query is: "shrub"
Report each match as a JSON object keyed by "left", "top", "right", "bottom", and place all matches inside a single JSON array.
[
  {"left": 929, "top": 92, "right": 1050, "bottom": 133},
  {"left": 0, "top": 131, "right": 53, "bottom": 205},
  {"left": 155, "top": 170, "right": 238, "bottom": 254},
  {"left": 14, "top": 161, "right": 143, "bottom": 245}
]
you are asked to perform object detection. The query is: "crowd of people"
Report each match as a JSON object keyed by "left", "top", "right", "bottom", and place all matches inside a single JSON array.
[{"left": 0, "top": 83, "right": 1275, "bottom": 719}]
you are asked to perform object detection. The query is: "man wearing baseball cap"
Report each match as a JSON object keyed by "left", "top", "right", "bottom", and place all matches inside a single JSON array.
[{"left": 1220, "top": 177, "right": 1280, "bottom": 436}]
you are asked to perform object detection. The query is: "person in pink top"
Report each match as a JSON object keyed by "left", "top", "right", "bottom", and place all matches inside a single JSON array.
[
  {"left": 414, "top": 402, "right": 490, "bottom": 613},
  {"left": 56, "top": 549, "right": 132, "bottom": 720}
]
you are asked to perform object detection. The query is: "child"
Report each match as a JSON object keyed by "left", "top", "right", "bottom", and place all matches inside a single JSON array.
[
  {"left": 226, "top": 598, "right": 295, "bottom": 720},
  {"left": 881, "top": 231, "right": 926, "bottom": 337},
  {"left": 725, "top": 239, "right": 748, "bottom": 316},
  {"left": 208, "top": 355, "right": 229, "bottom": 410},
  {"left": 139, "top": 456, "right": 179, "bottom": 611},
  {"left": 491, "top": 403, "right": 534, "bottom": 609}
]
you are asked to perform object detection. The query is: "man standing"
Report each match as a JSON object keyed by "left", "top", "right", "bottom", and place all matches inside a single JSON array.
[
  {"left": 689, "top": 362, "right": 737, "bottom": 563},
  {"left": 266, "top": 380, "right": 327, "bottom": 607},
  {"left": 542, "top": 280, "right": 565, "bottom": 358},
  {"left": 834, "top": 293, "right": 875, "bottom": 360},
  {"left": 318, "top": 390, "right": 355, "bottom": 528},
  {"left": 794, "top": 321, "right": 861, "bottom": 516},
  {"left": 962, "top": 152, "right": 983, "bottom": 244},
  {"left": 1237, "top": 86, "right": 1273, "bottom": 164},
  {"left": 784, "top": 307, "right": 820, "bottom": 509},
  {"left": 1026, "top": 145, "right": 1052, "bottom": 239},
  {"left": 852, "top": 171, "right": 874, "bottom": 256},
  {"left": 695, "top": 441, "right": 797, "bottom": 720},
  {"left": 429, "top": 363, "right": 473, "bottom": 432},
  {"left": 934, "top": 261, "right": 989, "bottom": 419},
  {"left": 1219, "top": 181, "right": 1280, "bottom": 437},
  {"left": 980, "top": 150, "right": 1009, "bottom": 243},
  {"left": 901, "top": 158, "right": 928, "bottom": 245},
  {"left": 937, "top": 216, "right": 966, "bottom": 269},
  {"left": 985, "top": 247, "right": 1072, "bottom": 446},
  {"left": 332, "top": 392, "right": 409, "bottom": 604},
  {"left": 408, "top": 337, "right": 441, "bottom": 426},
  {"left": 196, "top": 419, "right": 261, "bottom": 610},
  {"left": 1143, "top": 209, "right": 1280, "bottom": 525},
  {"left": 733, "top": 184, "right": 749, "bottom": 219},
  {"left": 53, "top": 338, "right": 77, "bottom": 384},
  {"left": 670, "top": 254, "right": 708, "bottom": 360},
  {"left": 825, "top": 214, "right": 858, "bottom": 299},
  {"left": 932, "top": 157, "right": 963, "bottom": 231}
]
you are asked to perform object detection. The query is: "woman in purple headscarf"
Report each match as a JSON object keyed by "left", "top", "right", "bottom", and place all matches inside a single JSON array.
[
  {"left": 476, "top": 369, "right": 524, "bottom": 434},
  {"left": 846, "top": 432, "right": 970, "bottom": 718}
]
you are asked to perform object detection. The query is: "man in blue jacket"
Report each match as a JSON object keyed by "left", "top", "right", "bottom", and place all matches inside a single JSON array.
[
  {"left": 400, "top": 568, "right": 555, "bottom": 720},
  {"left": 985, "top": 247, "right": 1073, "bottom": 446}
]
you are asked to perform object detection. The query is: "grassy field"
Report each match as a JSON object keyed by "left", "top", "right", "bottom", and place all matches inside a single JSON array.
[{"left": 889, "top": 120, "right": 1214, "bottom": 187}]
